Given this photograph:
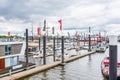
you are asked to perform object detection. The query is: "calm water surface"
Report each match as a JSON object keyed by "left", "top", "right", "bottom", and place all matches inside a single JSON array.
[{"left": 20, "top": 50, "right": 108, "bottom": 80}]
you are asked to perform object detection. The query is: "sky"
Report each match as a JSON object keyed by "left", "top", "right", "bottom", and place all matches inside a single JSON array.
[{"left": 0, "top": 0, "right": 120, "bottom": 36}]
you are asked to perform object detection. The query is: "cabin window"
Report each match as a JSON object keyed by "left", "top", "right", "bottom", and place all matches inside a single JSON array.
[
  {"left": 5, "top": 56, "right": 19, "bottom": 67},
  {"left": 4, "top": 44, "right": 12, "bottom": 55},
  {"left": 105, "top": 65, "right": 109, "bottom": 67}
]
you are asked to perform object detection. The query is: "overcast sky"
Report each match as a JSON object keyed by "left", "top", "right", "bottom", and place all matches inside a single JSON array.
[{"left": 0, "top": 0, "right": 120, "bottom": 36}]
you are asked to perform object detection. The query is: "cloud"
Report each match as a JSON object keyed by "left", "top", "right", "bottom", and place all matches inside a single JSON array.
[{"left": 0, "top": 0, "right": 120, "bottom": 36}]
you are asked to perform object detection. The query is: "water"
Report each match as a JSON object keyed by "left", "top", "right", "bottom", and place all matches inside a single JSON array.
[
  {"left": 20, "top": 50, "right": 108, "bottom": 80},
  {"left": 19, "top": 49, "right": 88, "bottom": 67}
]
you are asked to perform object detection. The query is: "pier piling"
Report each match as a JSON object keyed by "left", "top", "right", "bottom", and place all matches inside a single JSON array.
[
  {"left": 109, "top": 35, "right": 117, "bottom": 80},
  {"left": 25, "top": 29, "right": 29, "bottom": 68},
  {"left": 88, "top": 27, "right": 91, "bottom": 51},
  {"left": 43, "top": 20, "right": 46, "bottom": 65},
  {"left": 59, "top": 36, "right": 65, "bottom": 66},
  {"left": 39, "top": 37, "right": 40, "bottom": 50},
  {"left": 52, "top": 27, "right": 56, "bottom": 62}
]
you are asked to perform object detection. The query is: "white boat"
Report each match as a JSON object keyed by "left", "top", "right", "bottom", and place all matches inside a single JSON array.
[
  {"left": 47, "top": 48, "right": 53, "bottom": 55},
  {"left": 96, "top": 42, "right": 106, "bottom": 52},
  {"left": 55, "top": 49, "right": 70, "bottom": 61},
  {"left": 33, "top": 50, "right": 43, "bottom": 58},
  {"left": 66, "top": 43, "right": 75, "bottom": 50}
]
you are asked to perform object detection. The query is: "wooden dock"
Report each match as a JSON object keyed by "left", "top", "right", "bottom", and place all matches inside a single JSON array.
[{"left": 0, "top": 50, "right": 96, "bottom": 80}]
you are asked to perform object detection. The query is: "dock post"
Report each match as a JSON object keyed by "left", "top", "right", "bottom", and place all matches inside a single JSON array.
[
  {"left": 39, "top": 37, "right": 40, "bottom": 50},
  {"left": 43, "top": 35, "right": 46, "bottom": 65},
  {"left": 94, "top": 34, "right": 95, "bottom": 44},
  {"left": 52, "top": 27, "right": 56, "bottom": 62},
  {"left": 59, "top": 36, "right": 65, "bottom": 66},
  {"left": 84, "top": 33, "right": 85, "bottom": 46},
  {"left": 97, "top": 36, "right": 98, "bottom": 44},
  {"left": 88, "top": 27, "right": 91, "bottom": 51},
  {"left": 43, "top": 20, "right": 46, "bottom": 65},
  {"left": 58, "top": 19, "right": 65, "bottom": 66},
  {"left": 25, "top": 29, "right": 28, "bottom": 68},
  {"left": 31, "top": 24, "right": 34, "bottom": 41},
  {"left": 61, "top": 36, "right": 64, "bottom": 63},
  {"left": 109, "top": 35, "right": 117, "bottom": 80},
  {"left": 57, "top": 34, "right": 59, "bottom": 47},
  {"left": 53, "top": 37, "right": 56, "bottom": 62}
]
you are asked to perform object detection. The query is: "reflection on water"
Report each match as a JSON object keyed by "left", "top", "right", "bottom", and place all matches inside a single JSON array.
[{"left": 20, "top": 50, "right": 109, "bottom": 80}]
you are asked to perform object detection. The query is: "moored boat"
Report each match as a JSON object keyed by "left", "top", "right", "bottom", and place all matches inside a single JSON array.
[
  {"left": 96, "top": 42, "right": 106, "bottom": 52},
  {"left": 101, "top": 57, "right": 120, "bottom": 79},
  {"left": 33, "top": 50, "right": 43, "bottom": 58}
]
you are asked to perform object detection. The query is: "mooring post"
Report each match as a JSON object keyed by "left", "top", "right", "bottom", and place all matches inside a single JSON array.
[
  {"left": 43, "top": 20, "right": 46, "bottom": 65},
  {"left": 39, "top": 37, "right": 40, "bottom": 50},
  {"left": 84, "top": 33, "right": 85, "bottom": 46},
  {"left": 43, "top": 35, "right": 46, "bottom": 65},
  {"left": 52, "top": 27, "right": 56, "bottom": 62},
  {"left": 58, "top": 19, "right": 65, "bottom": 66},
  {"left": 53, "top": 36, "right": 56, "bottom": 62},
  {"left": 25, "top": 29, "right": 28, "bottom": 68},
  {"left": 57, "top": 34, "right": 59, "bottom": 47},
  {"left": 88, "top": 27, "right": 91, "bottom": 51},
  {"left": 109, "top": 35, "right": 117, "bottom": 80},
  {"left": 61, "top": 36, "right": 64, "bottom": 63},
  {"left": 94, "top": 34, "right": 95, "bottom": 44},
  {"left": 31, "top": 24, "right": 34, "bottom": 41}
]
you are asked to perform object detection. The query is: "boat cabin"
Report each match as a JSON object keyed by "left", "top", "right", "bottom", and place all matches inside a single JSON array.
[{"left": 0, "top": 42, "right": 24, "bottom": 70}]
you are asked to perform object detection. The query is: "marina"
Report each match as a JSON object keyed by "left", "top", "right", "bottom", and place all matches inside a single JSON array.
[
  {"left": 0, "top": 1, "right": 120, "bottom": 79},
  {"left": 0, "top": 28, "right": 114, "bottom": 80}
]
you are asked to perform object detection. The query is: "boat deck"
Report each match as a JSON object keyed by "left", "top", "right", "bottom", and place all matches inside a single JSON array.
[{"left": 0, "top": 61, "right": 35, "bottom": 77}]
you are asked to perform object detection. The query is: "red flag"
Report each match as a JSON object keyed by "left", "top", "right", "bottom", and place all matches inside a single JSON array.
[
  {"left": 58, "top": 19, "right": 62, "bottom": 31},
  {"left": 8, "top": 32, "right": 10, "bottom": 37},
  {"left": 37, "top": 27, "right": 41, "bottom": 36}
]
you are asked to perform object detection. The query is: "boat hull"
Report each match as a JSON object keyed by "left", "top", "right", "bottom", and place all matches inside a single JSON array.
[{"left": 101, "top": 57, "right": 120, "bottom": 80}]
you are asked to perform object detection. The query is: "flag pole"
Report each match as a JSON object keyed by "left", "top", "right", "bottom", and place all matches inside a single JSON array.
[{"left": 58, "top": 19, "right": 65, "bottom": 66}]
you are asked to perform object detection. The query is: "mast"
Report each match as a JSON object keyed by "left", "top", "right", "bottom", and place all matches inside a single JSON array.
[{"left": 31, "top": 23, "right": 33, "bottom": 41}]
